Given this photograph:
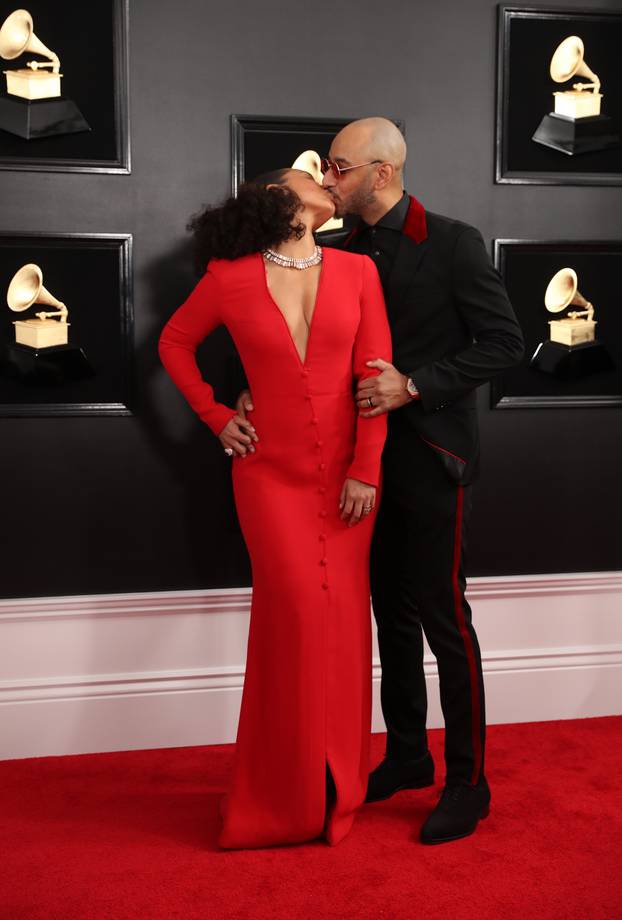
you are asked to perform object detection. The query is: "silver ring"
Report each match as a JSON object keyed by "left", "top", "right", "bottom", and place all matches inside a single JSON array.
[
  {"left": 363, "top": 505, "right": 372, "bottom": 514},
  {"left": 224, "top": 448, "right": 234, "bottom": 457},
  {"left": 367, "top": 397, "right": 374, "bottom": 408}
]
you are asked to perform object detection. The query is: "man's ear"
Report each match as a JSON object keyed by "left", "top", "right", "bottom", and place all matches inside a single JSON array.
[{"left": 374, "top": 163, "right": 394, "bottom": 191}]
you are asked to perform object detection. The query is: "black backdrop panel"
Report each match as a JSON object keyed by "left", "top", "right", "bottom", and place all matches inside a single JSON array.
[
  {"left": 0, "top": 0, "right": 129, "bottom": 170},
  {"left": 0, "top": 234, "right": 132, "bottom": 414},
  {"left": 232, "top": 115, "right": 353, "bottom": 190},
  {"left": 493, "top": 240, "right": 622, "bottom": 406},
  {"left": 497, "top": 6, "right": 622, "bottom": 183}
]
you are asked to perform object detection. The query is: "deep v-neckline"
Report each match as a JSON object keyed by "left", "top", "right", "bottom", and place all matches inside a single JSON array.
[{"left": 260, "top": 250, "right": 326, "bottom": 368}]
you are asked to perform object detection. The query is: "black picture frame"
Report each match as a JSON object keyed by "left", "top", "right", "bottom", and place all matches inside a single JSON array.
[
  {"left": 0, "top": 232, "right": 133, "bottom": 416},
  {"left": 496, "top": 5, "right": 622, "bottom": 185},
  {"left": 492, "top": 239, "right": 622, "bottom": 408},
  {"left": 0, "top": 0, "right": 130, "bottom": 174},
  {"left": 231, "top": 114, "right": 404, "bottom": 241}
]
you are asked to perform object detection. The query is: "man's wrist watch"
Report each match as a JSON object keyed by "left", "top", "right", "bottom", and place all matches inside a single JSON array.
[{"left": 405, "top": 376, "right": 420, "bottom": 399}]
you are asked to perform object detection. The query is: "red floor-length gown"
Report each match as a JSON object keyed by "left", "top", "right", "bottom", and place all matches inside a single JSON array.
[{"left": 159, "top": 248, "right": 392, "bottom": 848}]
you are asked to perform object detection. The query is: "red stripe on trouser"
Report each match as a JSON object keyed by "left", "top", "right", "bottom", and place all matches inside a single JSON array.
[{"left": 452, "top": 485, "right": 482, "bottom": 785}]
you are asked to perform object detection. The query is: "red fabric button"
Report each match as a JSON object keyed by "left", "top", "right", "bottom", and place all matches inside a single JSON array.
[
  {"left": 320, "top": 558, "right": 327, "bottom": 566},
  {"left": 318, "top": 463, "right": 326, "bottom": 471},
  {"left": 322, "top": 583, "right": 329, "bottom": 590},
  {"left": 311, "top": 417, "right": 318, "bottom": 425},
  {"left": 319, "top": 510, "right": 327, "bottom": 518},
  {"left": 315, "top": 441, "right": 323, "bottom": 448},
  {"left": 304, "top": 395, "right": 312, "bottom": 401},
  {"left": 318, "top": 487, "right": 326, "bottom": 495},
  {"left": 301, "top": 370, "right": 309, "bottom": 378},
  {"left": 319, "top": 533, "right": 327, "bottom": 541}
]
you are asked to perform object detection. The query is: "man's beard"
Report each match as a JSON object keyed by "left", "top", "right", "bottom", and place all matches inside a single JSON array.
[{"left": 331, "top": 183, "right": 376, "bottom": 219}]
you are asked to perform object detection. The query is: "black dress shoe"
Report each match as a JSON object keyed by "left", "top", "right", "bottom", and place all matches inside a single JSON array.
[
  {"left": 420, "top": 777, "right": 491, "bottom": 844},
  {"left": 365, "top": 752, "right": 435, "bottom": 803}
]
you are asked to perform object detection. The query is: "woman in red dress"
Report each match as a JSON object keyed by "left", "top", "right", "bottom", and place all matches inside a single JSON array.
[{"left": 159, "top": 168, "right": 392, "bottom": 849}]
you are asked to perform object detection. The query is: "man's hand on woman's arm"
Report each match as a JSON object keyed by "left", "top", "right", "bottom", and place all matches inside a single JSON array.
[{"left": 356, "top": 358, "right": 415, "bottom": 416}]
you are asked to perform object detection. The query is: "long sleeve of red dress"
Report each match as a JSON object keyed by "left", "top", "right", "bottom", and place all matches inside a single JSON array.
[
  {"left": 346, "top": 255, "right": 392, "bottom": 487},
  {"left": 158, "top": 268, "right": 238, "bottom": 436}
]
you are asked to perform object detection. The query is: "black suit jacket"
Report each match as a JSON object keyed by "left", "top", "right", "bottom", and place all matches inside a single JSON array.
[{"left": 344, "top": 196, "right": 524, "bottom": 484}]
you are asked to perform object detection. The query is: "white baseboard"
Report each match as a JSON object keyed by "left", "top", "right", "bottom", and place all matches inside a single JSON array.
[{"left": 1, "top": 572, "right": 621, "bottom": 760}]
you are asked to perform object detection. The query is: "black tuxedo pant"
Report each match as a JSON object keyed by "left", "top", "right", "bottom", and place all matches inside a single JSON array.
[{"left": 370, "top": 430, "right": 486, "bottom": 786}]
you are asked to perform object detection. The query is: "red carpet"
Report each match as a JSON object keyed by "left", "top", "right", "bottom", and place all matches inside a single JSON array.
[{"left": 1, "top": 716, "right": 621, "bottom": 920}]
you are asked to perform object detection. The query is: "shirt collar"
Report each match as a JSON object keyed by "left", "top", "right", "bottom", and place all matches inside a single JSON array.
[{"left": 365, "top": 192, "right": 410, "bottom": 232}]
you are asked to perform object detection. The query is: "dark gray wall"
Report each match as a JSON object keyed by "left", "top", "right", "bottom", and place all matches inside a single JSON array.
[{"left": 1, "top": 0, "right": 621, "bottom": 598}]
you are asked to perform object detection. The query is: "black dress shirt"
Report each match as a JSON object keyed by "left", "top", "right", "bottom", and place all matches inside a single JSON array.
[{"left": 350, "top": 192, "right": 410, "bottom": 287}]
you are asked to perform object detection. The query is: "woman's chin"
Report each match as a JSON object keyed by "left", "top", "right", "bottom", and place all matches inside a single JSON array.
[{"left": 313, "top": 207, "right": 337, "bottom": 231}]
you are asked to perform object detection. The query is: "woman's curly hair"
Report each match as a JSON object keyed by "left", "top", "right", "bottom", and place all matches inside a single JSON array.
[{"left": 188, "top": 169, "right": 306, "bottom": 270}]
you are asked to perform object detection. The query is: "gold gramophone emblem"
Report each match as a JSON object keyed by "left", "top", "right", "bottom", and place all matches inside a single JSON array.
[
  {"left": 550, "top": 36, "right": 602, "bottom": 120},
  {"left": 7, "top": 263, "right": 70, "bottom": 349},
  {"left": 530, "top": 266, "right": 614, "bottom": 379},
  {"left": 0, "top": 8, "right": 90, "bottom": 139},
  {"left": 532, "top": 33, "right": 620, "bottom": 156},
  {"left": 545, "top": 268, "right": 595, "bottom": 347},
  {"left": 0, "top": 9, "right": 62, "bottom": 100}
]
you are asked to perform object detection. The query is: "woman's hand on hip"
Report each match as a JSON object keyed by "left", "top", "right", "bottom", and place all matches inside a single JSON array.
[
  {"left": 339, "top": 478, "right": 376, "bottom": 527},
  {"left": 219, "top": 414, "right": 257, "bottom": 457}
]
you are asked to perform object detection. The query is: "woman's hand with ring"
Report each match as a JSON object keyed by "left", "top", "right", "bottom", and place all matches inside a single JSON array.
[
  {"left": 219, "top": 414, "right": 257, "bottom": 457},
  {"left": 339, "top": 478, "right": 376, "bottom": 527}
]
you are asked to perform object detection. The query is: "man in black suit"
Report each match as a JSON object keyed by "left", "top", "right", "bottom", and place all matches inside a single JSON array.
[{"left": 320, "top": 118, "right": 524, "bottom": 844}]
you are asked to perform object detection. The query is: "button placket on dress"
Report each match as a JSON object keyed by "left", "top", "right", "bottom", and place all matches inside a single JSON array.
[{"left": 301, "top": 369, "right": 330, "bottom": 591}]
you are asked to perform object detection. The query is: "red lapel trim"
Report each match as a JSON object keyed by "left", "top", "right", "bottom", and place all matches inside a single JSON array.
[
  {"left": 342, "top": 194, "right": 427, "bottom": 247},
  {"left": 403, "top": 195, "right": 427, "bottom": 244}
]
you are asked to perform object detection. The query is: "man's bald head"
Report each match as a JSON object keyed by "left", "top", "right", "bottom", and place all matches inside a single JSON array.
[{"left": 333, "top": 118, "right": 407, "bottom": 176}]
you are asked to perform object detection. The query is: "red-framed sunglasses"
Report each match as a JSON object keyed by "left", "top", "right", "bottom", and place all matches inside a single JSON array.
[{"left": 320, "top": 157, "right": 382, "bottom": 179}]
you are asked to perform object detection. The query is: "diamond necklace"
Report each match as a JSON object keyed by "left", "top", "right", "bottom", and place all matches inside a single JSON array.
[{"left": 263, "top": 246, "right": 323, "bottom": 270}]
